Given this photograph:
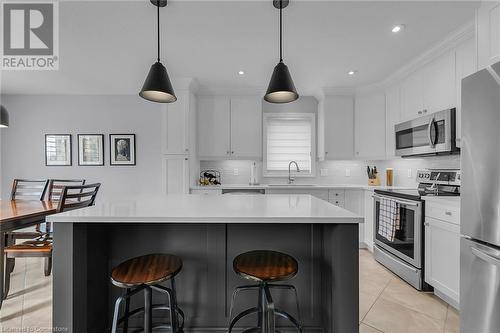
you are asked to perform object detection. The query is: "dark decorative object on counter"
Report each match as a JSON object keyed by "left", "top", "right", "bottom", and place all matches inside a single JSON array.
[
  {"left": 199, "top": 170, "right": 221, "bottom": 186},
  {"left": 139, "top": 0, "right": 177, "bottom": 103},
  {"left": 264, "top": 0, "right": 298, "bottom": 104}
]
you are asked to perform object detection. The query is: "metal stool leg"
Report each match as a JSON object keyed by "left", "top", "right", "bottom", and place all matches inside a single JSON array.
[
  {"left": 123, "top": 288, "right": 130, "bottom": 333},
  {"left": 228, "top": 284, "right": 260, "bottom": 325},
  {"left": 111, "top": 296, "right": 125, "bottom": 333},
  {"left": 262, "top": 284, "right": 276, "bottom": 333},
  {"left": 268, "top": 284, "right": 302, "bottom": 330},
  {"left": 170, "top": 278, "right": 179, "bottom": 332},
  {"left": 144, "top": 286, "right": 153, "bottom": 333}
]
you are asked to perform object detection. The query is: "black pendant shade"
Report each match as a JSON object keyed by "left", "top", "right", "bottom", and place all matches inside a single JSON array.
[
  {"left": 264, "top": 61, "right": 298, "bottom": 103},
  {"left": 139, "top": 0, "right": 176, "bottom": 103},
  {"left": 264, "top": 0, "right": 298, "bottom": 104},
  {"left": 140, "top": 62, "right": 177, "bottom": 103},
  {"left": 0, "top": 105, "right": 9, "bottom": 128}
]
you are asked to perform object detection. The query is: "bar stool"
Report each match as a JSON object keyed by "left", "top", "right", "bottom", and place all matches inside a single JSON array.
[
  {"left": 228, "top": 250, "right": 303, "bottom": 333},
  {"left": 110, "top": 254, "right": 185, "bottom": 333}
]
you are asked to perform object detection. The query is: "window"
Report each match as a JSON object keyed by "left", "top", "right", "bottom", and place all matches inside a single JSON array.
[{"left": 263, "top": 113, "right": 316, "bottom": 177}]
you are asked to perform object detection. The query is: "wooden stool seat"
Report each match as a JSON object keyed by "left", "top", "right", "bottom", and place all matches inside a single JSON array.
[
  {"left": 5, "top": 240, "right": 52, "bottom": 254},
  {"left": 111, "top": 254, "right": 183, "bottom": 288},
  {"left": 233, "top": 250, "right": 298, "bottom": 282}
]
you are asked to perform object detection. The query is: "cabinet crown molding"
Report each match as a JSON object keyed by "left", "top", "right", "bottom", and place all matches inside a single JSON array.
[{"left": 355, "top": 21, "right": 475, "bottom": 96}]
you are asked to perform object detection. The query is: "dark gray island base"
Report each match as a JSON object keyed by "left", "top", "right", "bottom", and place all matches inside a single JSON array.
[{"left": 53, "top": 223, "right": 359, "bottom": 333}]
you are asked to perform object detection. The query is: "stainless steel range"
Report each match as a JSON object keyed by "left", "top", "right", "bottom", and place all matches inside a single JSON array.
[{"left": 372, "top": 169, "right": 461, "bottom": 290}]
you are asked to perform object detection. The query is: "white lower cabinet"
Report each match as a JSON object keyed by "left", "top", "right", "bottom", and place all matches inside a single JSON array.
[
  {"left": 343, "top": 190, "right": 365, "bottom": 247},
  {"left": 328, "top": 189, "right": 345, "bottom": 207},
  {"left": 363, "top": 190, "right": 375, "bottom": 251},
  {"left": 163, "top": 156, "right": 190, "bottom": 195},
  {"left": 424, "top": 201, "right": 460, "bottom": 308}
]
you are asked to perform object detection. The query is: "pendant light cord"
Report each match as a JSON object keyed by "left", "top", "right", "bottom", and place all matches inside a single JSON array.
[
  {"left": 279, "top": 0, "right": 283, "bottom": 62},
  {"left": 157, "top": 3, "right": 160, "bottom": 63}
]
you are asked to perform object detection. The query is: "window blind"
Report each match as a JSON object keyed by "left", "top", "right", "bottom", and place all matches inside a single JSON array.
[{"left": 266, "top": 117, "right": 312, "bottom": 172}]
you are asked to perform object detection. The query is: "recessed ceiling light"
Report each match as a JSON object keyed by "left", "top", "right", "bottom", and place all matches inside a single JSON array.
[
  {"left": 348, "top": 70, "right": 357, "bottom": 76},
  {"left": 392, "top": 24, "right": 405, "bottom": 33},
  {"left": 238, "top": 70, "right": 245, "bottom": 75}
]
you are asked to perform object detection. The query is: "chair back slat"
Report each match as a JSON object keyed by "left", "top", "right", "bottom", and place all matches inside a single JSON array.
[
  {"left": 11, "top": 179, "right": 49, "bottom": 201},
  {"left": 48, "top": 179, "right": 86, "bottom": 201},
  {"left": 57, "top": 183, "right": 101, "bottom": 213}
]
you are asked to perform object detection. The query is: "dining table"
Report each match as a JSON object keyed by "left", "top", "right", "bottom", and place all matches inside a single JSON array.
[{"left": 0, "top": 199, "right": 57, "bottom": 307}]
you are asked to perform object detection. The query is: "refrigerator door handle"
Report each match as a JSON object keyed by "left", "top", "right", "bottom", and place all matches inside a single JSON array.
[{"left": 471, "top": 246, "right": 500, "bottom": 267}]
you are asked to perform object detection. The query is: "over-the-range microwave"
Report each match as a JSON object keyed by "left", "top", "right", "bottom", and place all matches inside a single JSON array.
[{"left": 395, "top": 108, "right": 459, "bottom": 158}]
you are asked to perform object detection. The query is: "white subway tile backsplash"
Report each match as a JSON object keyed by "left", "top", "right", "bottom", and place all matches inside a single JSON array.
[{"left": 200, "top": 154, "right": 460, "bottom": 187}]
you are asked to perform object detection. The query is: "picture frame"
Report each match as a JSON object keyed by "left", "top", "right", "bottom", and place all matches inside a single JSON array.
[
  {"left": 78, "top": 134, "right": 104, "bottom": 166},
  {"left": 109, "top": 134, "right": 136, "bottom": 166},
  {"left": 45, "top": 134, "right": 72, "bottom": 166}
]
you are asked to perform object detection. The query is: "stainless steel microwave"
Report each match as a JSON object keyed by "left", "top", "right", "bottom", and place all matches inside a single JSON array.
[{"left": 395, "top": 108, "right": 459, "bottom": 157}]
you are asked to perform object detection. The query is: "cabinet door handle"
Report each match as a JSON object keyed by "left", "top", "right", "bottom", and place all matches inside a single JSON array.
[
  {"left": 418, "top": 111, "right": 423, "bottom": 115},
  {"left": 231, "top": 151, "right": 234, "bottom": 154},
  {"left": 445, "top": 211, "right": 452, "bottom": 216}
]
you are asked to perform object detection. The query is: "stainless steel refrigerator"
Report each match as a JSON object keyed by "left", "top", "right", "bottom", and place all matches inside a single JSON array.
[{"left": 461, "top": 60, "right": 500, "bottom": 332}]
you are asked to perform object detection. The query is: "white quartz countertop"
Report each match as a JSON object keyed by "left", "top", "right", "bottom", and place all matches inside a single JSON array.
[
  {"left": 47, "top": 194, "right": 364, "bottom": 224},
  {"left": 191, "top": 184, "right": 416, "bottom": 191}
]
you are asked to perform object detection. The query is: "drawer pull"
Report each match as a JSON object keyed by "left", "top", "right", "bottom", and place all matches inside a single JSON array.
[{"left": 445, "top": 211, "right": 453, "bottom": 216}]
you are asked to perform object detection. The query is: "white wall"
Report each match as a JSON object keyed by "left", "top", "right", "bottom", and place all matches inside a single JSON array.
[{"left": 0, "top": 94, "right": 164, "bottom": 201}]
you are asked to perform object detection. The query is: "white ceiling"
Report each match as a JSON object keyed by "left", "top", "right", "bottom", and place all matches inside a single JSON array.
[{"left": 1, "top": 0, "right": 479, "bottom": 96}]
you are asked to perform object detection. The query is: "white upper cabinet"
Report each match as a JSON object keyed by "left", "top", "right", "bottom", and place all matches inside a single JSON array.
[
  {"left": 385, "top": 85, "right": 401, "bottom": 159},
  {"left": 163, "top": 91, "right": 194, "bottom": 155},
  {"left": 354, "top": 93, "right": 386, "bottom": 159},
  {"left": 230, "top": 97, "right": 262, "bottom": 158},
  {"left": 477, "top": 1, "right": 500, "bottom": 69},
  {"left": 455, "top": 37, "right": 477, "bottom": 147},
  {"left": 400, "top": 51, "right": 457, "bottom": 121},
  {"left": 422, "top": 51, "right": 456, "bottom": 114},
  {"left": 400, "top": 69, "right": 425, "bottom": 121},
  {"left": 323, "top": 95, "right": 355, "bottom": 160},
  {"left": 198, "top": 96, "right": 231, "bottom": 158},
  {"left": 198, "top": 95, "right": 262, "bottom": 159}
]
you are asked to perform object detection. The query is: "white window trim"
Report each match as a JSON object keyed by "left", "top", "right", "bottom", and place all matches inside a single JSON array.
[{"left": 262, "top": 112, "right": 316, "bottom": 178}]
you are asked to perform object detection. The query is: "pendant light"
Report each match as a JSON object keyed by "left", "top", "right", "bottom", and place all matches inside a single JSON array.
[
  {"left": 0, "top": 106, "right": 9, "bottom": 128},
  {"left": 139, "top": 0, "right": 177, "bottom": 103},
  {"left": 264, "top": 0, "right": 298, "bottom": 104}
]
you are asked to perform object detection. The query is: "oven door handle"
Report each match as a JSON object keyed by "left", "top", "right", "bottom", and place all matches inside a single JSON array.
[{"left": 372, "top": 194, "right": 420, "bottom": 207}]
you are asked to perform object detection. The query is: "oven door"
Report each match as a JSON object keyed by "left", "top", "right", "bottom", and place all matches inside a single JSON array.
[
  {"left": 395, "top": 109, "right": 454, "bottom": 157},
  {"left": 373, "top": 194, "right": 422, "bottom": 268}
]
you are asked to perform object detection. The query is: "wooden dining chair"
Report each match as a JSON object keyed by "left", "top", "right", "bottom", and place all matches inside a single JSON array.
[
  {"left": 3, "top": 183, "right": 101, "bottom": 300},
  {"left": 7, "top": 179, "right": 50, "bottom": 242},
  {"left": 45, "top": 179, "right": 86, "bottom": 233}
]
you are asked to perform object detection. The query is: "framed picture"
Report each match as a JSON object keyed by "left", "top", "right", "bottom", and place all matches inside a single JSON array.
[
  {"left": 110, "top": 134, "right": 136, "bottom": 166},
  {"left": 78, "top": 134, "right": 104, "bottom": 166},
  {"left": 45, "top": 134, "right": 72, "bottom": 166}
]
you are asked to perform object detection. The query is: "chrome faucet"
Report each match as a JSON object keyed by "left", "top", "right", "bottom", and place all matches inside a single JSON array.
[{"left": 288, "top": 161, "right": 300, "bottom": 184}]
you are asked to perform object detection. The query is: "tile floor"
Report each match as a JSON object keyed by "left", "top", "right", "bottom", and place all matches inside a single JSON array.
[{"left": 0, "top": 250, "right": 459, "bottom": 332}]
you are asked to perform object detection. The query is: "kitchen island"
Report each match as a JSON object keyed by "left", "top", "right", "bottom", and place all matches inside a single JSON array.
[{"left": 48, "top": 194, "right": 363, "bottom": 333}]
